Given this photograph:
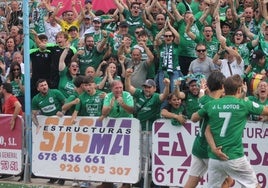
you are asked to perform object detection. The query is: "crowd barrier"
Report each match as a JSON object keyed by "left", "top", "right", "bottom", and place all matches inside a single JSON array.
[
  {"left": 0, "top": 114, "right": 24, "bottom": 176},
  {"left": 0, "top": 115, "right": 268, "bottom": 188}
]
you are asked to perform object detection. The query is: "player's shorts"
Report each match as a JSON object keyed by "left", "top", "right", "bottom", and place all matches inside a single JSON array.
[
  {"left": 188, "top": 155, "right": 208, "bottom": 177},
  {"left": 208, "top": 156, "right": 258, "bottom": 188}
]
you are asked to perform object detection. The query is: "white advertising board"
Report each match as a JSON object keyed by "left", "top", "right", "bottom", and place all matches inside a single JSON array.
[
  {"left": 152, "top": 120, "right": 268, "bottom": 188},
  {"left": 32, "top": 116, "right": 141, "bottom": 183}
]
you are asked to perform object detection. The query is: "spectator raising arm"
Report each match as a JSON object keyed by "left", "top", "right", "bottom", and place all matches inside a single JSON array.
[
  {"left": 59, "top": 46, "right": 69, "bottom": 71},
  {"left": 171, "top": 0, "right": 183, "bottom": 22},
  {"left": 96, "top": 30, "right": 109, "bottom": 52},
  {"left": 124, "top": 69, "right": 136, "bottom": 95},
  {"left": 259, "top": 0, "right": 266, "bottom": 20},
  {"left": 166, "top": 19, "right": 180, "bottom": 45},
  {"left": 139, "top": 41, "right": 154, "bottom": 66},
  {"left": 113, "top": 0, "right": 125, "bottom": 13},
  {"left": 185, "top": 14, "right": 196, "bottom": 40},
  {"left": 159, "top": 78, "right": 170, "bottom": 102}
]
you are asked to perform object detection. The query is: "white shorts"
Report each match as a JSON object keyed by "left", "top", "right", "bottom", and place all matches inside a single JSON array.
[
  {"left": 188, "top": 155, "right": 208, "bottom": 177},
  {"left": 208, "top": 156, "right": 258, "bottom": 188}
]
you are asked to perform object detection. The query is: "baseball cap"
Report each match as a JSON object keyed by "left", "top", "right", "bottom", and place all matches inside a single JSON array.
[
  {"left": 142, "top": 79, "right": 156, "bottom": 87},
  {"left": 68, "top": 26, "right": 78, "bottom": 32},
  {"left": 93, "top": 17, "right": 101, "bottom": 23},
  {"left": 251, "top": 50, "right": 265, "bottom": 64},
  {"left": 220, "top": 20, "right": 231, "bottom": 28},
  {"left": 119, "top": 21, "right": 129, "bottom": 28},
  {"left": 187, "top": 78, "right": 198, "bottom": 85},
  {"left": 84, "top": 15, "right": 91, "bottom": 19}
]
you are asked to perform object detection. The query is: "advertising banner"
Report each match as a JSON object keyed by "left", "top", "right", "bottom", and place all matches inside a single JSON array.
[
  {"left": 32, "top": 116, "right": 141, "bottom": 183},
  {"left": 152, "top": 120, "right": 268, "bottom": 188},
  {"left": 0, "top": 115, "right": 24, "bottom": 175}
]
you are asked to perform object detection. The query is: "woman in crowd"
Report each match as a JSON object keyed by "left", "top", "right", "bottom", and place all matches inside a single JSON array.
[
  {"left": 230, "top": 29, "right": 257, "bottom": 68},
  {"left": 248, "top": 81, "right": 268, "bottom": 121},
  {"left": 97, "top": 62, "right": 122, "bottom": 93},
  {"left": 154, "top": 18, "right": 183, "bottom": 93},
  {"left": 96, "top": 54, "right": 125, "bottom": 79},
  {"left": 58, "top": 46, "right": 79, "bottom": 98},
  {"left": 6, "top": 62, "right": 24, "bottom": 110},
  {"left": 4, "top": 36, "right": 19, "bottom": 70}
]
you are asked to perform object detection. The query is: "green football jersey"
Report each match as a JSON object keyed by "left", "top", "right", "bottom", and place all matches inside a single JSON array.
[
  {"left": 133, "top": 89, "right": 162, "bottom": 131},
  {"left": 122, "top": 9, "right": 144, "bottom": 36},
  {"left": 198, "top": 96, "right": 264, "bottom": 160},
  {"left": 64, "top": 92, "right": 79, "bottom": 115},
  {"left": 103, "top": 91, "right": 134, "bottom": 118},
  {"left": 75, "top": 90, "right": 104, "bottom": 116},
  {"left": 11, "top": 74, "right": 25, "bottom": 97},
  {"left": 159, "top": 43, "right": 180, "bottom": 71},
  {"left": 58, "top": 68, "right": 75, "bottom": 98},
  {"left": 184, "top": 92, "right": 200, "bottom": 119},
  {"left": 78, "top": 47, "right": 104, "bottom": 73},
  {"left": 248, "top": 96, "right": 268, "bottom": 121},
  {"left": 192, "top": 95, "right": 213, "bottom": 158},
  {"left": 32, "top": 89, "right": 66, "bottom": 116},
  {"left": 176, "top": 20, "right": 198, "bottom": 58}
]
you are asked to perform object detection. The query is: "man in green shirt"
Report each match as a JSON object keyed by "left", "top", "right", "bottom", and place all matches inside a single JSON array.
[
  {"left": 113, "top": 0, "right": 144, "bottom": 36},
  {"left": 31, "top": 79, "right": 66, "bottom": 185},
  {"left": 71, "top": 76, "right": 104, "bottom": 123},
  {"left": 171, "top": 1, "right": 199, "bottom": 75},
  {"left": 32, "top": 79, "right": 66, "bottom": 127},
  {"left": 125, "top": 69, "right": 170, "bottom": 187},
  {"left": 62, "top": 75, "right": 85, "bottom": 115},
  {"left": 192, "top": 74, "right": 268, "bottom": 188},
  {"left": 98, "top": 80, "right": 134, "bottom": 188},
  {"left": 184, "top": 71, "right": 230, "bottom": 188},
  {"left": 100, "top": 80, "right": 134, "bottom": 120},
  {"left": 71, "top": 35, "right": 106, "bottom": 73},
  {"left": 125, "top": 69, "right": 170, "bottom": 131},
  {"left": 181, "top": 78, "right": 204, "bottom": 119}
]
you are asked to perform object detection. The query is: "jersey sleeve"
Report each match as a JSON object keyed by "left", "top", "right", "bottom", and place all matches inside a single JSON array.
[
  {"left": 123, "top": 91, "right": 134, "bottom": 107},
  {"left": 74, "top": 98, "right": 81, "bottom": 112},
  {"left": 65, "top": 95, "right": 76, "bottom": 103},
  {"left": 103, "top": 93, "right": 112, "bottom": 107},
  {"left": 54, "top": 89, "right": 66, "bottom": 103},
  {"left": 31, "top": 96, "right": 39, "bottom": 111},
  {"left": 197, "top": 102, "right": 209, "bottom": 118},
  {"left": 133, "top": 88, "right": 142, "bottom": 98},
  {"left": 246, "top": 100, "right": 264, "bottom": 115}
]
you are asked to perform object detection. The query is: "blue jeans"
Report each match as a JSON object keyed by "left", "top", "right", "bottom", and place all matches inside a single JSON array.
[{"left": 156, "top": 70, "right": 183, "bottom": 93}]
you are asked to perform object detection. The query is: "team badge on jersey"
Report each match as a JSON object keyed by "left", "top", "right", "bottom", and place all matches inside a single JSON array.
[{"left": 49, "top": 97, "right": 54, "bottom": 103}]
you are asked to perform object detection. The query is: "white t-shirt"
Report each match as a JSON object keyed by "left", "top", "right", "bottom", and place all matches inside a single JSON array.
[
  {"left": 45, "top": 22, "right": 62, "bottom": 43},
  {"left": 220, "top": 59, "right": 244, "bottom": 78}
]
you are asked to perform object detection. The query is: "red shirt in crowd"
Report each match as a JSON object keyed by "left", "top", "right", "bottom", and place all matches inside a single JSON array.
[{"left": 2, "top": 95, "right": 23, "bottom": 115}]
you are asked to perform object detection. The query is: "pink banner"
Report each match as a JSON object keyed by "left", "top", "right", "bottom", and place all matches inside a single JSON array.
[
  {"left": 0, "top": 115, "right": 24, "bottom": 175},
  {"left": 152, "top": 120, "right": 268, "bottom": 187},
  {"left": 0, "top": 115, "right": 23, "bottom": 150},
  {"left": 51, "top": 0, "right": 117, "bottom": 15},
  {"left": 92, "top": 0, "right": 117, "bottom": 13}
]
